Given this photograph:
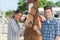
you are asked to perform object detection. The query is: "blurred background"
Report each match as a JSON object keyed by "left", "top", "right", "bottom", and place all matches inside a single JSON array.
[{"left": 0, "top": 0, "right": 60, "bottom": 40}]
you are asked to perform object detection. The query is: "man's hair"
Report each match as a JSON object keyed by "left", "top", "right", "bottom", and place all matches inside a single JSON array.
[{"left": 44, "top": 5, "right": 52, "bottom": 11}]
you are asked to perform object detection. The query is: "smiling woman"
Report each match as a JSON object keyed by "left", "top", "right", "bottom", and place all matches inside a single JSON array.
[{"left": 0, "top": 0, "right": 18, "bottom": 11}]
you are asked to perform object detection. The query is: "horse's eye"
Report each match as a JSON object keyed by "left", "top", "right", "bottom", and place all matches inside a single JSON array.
[{"left": 34, "top": 8, "right": 37, "bottom": 9}]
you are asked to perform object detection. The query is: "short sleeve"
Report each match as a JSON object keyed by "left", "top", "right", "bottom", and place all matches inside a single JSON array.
[{"left": 55, "top": 22, "right": 60, "bottom": 36}]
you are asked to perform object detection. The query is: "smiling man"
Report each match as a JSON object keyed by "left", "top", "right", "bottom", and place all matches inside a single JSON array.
[{"left": 41, "top": 5, "right": 60, "bottom": 40}]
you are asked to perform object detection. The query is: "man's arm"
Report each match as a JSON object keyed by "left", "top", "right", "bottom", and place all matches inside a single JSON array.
[
  {"left": 55, "top": 22, "right": 60, "bottom": 40},
  {"left": 55, "top": 36, "right": 60, "bottom": 40}
]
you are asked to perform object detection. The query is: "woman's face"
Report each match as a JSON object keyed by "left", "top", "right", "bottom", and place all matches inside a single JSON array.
[{"left": 14, "top": 13, "right": 22, "bottom": 21}]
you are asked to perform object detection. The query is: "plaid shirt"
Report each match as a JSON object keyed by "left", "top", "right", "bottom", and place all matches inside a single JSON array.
[
  {"left": 41, "top": 18, "right": 60, "bottom": 40},
  {"left": 8, "top": 18, "right": 25, "bottom": 40}
]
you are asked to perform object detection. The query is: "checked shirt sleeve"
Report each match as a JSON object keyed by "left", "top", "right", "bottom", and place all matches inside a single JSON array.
[{"left": 55, "top": 22, "right": 60, "bottom": 36}]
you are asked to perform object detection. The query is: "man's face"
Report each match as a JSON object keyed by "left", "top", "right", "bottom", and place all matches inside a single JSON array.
[{"left": 44, "top": 9, "right": 52, "bottom": 19}]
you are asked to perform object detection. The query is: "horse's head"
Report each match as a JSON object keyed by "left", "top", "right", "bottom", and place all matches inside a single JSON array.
[
  {"left": 29, "top": 2, "right": 38, "bottom": 17},
  {"left": 24, "top": 0, "right": 39, "bottom": 28},
  {"left": 29, "top": 8, "right": 37, "bottom": 17},
  {"left": 27, "top": 0, "right": 38, "bottom": 16}
]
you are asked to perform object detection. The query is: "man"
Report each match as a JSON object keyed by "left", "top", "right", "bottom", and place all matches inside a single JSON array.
[{"left": 41, "top": 5, "right": 60, "bottom": 40}]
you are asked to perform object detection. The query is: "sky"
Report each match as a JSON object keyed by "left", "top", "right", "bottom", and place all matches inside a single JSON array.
[
  {"left": 48, "top": 0, "right": 59, "bottom": 3},
  {"left": 0, "top": 0, "right": 59, "bottom": 12},
  {"left": 0, "top": 0, "right": 18, "bottom": 11}
]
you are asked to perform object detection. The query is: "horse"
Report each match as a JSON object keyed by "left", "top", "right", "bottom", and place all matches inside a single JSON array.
[
  {"left": 24, "top": 0, "right": 42, "bottom": 40},
  {"left": 23, "top": 0, "right": 40, "bottom": 28}
]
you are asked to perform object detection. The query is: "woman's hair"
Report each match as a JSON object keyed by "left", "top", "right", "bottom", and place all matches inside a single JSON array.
[
  {"left": 24, "top": 27, "right": 41, "bottom": 40},
  {"left": 13, "top": 10, "right": 23, "bottom": 18}
]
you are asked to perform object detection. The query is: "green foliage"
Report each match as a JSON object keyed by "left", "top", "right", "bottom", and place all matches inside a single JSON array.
[
  {"left": 17, "top": 0, "right": 59, "bottom": 11},
  {"left": 5, "top": 10, "right": 14, "bottom": 18},
  {"left": 17, "top": 0, "right": 26, "bottom": 11},
  {"left": 38, "top": 0, "right": 48, "bottom": 7},
  {"left": 47, "top": 1, "right": 55, "bottom": 7},
  {"left": 55, "top": 1, "right": 60, "bottom": 7},
  {"left": 38, "top": 0, "right": 55, "bottom": 7}
]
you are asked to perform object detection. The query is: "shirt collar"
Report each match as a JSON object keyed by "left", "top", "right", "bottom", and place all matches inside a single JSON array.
[{"left": 46, "top": 17, "right": 53, "bottom": 23}]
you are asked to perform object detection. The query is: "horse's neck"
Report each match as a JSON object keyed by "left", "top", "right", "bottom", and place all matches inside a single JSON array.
[
  {"left": 32, "top": 13, "right": 39, "bottom": 28},
  {"left": 27, "top": 13, "right": 39, "bottom": 28}
]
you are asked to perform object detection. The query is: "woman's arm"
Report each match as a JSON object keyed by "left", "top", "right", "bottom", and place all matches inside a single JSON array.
[
  {"left": 23, "top": 14, "right": 33, "bottom": 27},
  {"left": 8, "top": 20, "right": 25, "bottom": 36}
]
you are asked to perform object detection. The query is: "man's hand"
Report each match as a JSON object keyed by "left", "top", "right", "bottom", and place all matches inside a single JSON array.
[{"left": 55, "top": 36, "right": 60, "bottom": 40}]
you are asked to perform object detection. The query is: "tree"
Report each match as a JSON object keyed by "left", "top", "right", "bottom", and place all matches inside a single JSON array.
[
  {"left": 55, "top": 1, "right": 60, "bottom": 7},
  {"left": 17, "top": 0, "right": 26, "bottom": 11},
  {"left": 47, "top": 1, "right": 55, "bottom": 7},
  {"left": 38, "top": 0, "right": 55, "bottom": 7},
  {"left": 38, "top": 0, "right": 48, "bottom": 7},
  {"left": 5, "top": 10, "right": 14, "bottom": 18},
  {"left": 17, "top": 0, "right": 56, "bottom": 11},
  {"left": 18, "top": 0, "right": 48, "bottom": 10}
]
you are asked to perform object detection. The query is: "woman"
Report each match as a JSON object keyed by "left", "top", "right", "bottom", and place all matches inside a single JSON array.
[{"left": 8, "top": 10, "right": 25, "bottom": 40}]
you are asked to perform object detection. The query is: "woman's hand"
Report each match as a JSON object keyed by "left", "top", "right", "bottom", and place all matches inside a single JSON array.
[{"left": 33, "top": 25, "right": 38, "bottom": 31}]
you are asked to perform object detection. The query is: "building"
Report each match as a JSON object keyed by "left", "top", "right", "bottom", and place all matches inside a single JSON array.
[{"left": 38, "top": 7, "right": 60, "bottom": 18}]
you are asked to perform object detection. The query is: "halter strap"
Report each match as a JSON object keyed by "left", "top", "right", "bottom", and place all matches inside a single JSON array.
[{"left": 29, "top": 13, "right": 36, "bottom": 17}]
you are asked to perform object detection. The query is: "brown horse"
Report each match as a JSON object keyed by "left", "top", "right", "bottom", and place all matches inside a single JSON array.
[
  {"left": 24, "top": 8, "right": 42, "bottom": 40},
  {"left": 24, "top": 0, "right": 42, "bottom": 40},
  {"left": 23, "top": 0, "right": 39, "bottom": 28}
]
